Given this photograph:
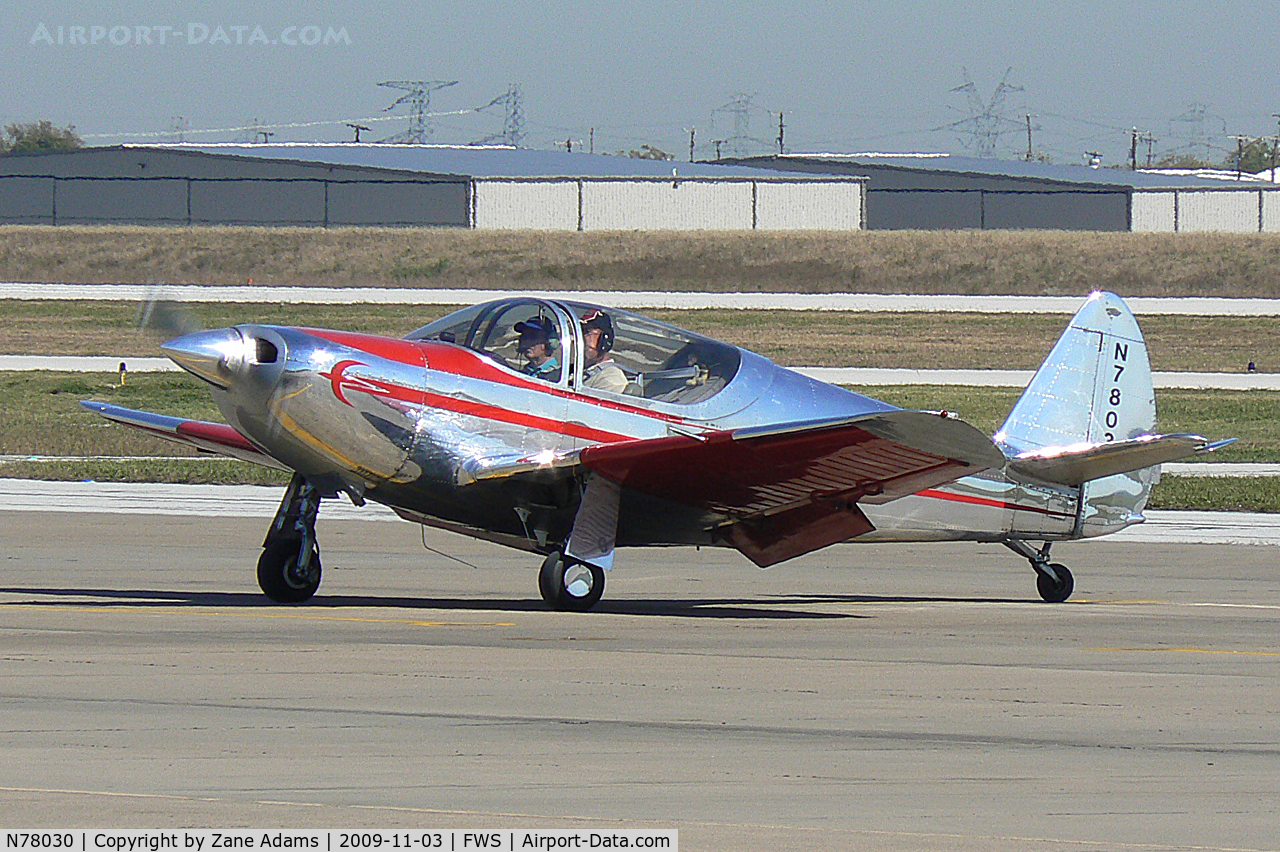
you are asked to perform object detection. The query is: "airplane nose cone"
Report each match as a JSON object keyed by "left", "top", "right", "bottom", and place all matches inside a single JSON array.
[{"left": 161, "top": 327, "right": 248, "bottom": 387}]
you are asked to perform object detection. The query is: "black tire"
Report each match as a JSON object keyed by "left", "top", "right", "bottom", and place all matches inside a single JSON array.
[
  {"left": 1036, "top": 562, "right": 1074, "bottom": 603},
  {"left": 258, "top": 537, "right": 322, "bottom": 603},
  {"left": 538, "top": 551, "right": 605, "bottom": 611},
  {"left": 538, "top": 551, "right": 563, "bottom": 605}
]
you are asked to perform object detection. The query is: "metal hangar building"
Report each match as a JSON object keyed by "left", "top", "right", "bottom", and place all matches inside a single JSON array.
[
  {"left": 0, "top": 144, "right": 866, "bottom": 231},
  {"left": 727, "top": 153, "right": 1280, "bottom": 232}
]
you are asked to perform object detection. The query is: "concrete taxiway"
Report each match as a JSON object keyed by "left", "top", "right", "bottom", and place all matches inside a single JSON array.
[
  {"left": 2, "top": 508, "right": 1279, "bottom": 850},
  {"left": 6, "top": 282, "right": 1280, "bottom": 314}
]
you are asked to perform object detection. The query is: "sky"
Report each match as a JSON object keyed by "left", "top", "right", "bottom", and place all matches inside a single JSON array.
[{"left": 5, "top": 1, "right": 1279, "bottom": 167}]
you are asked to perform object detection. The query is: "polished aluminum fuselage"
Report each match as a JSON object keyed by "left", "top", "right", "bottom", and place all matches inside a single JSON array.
[{"left": 195, "top": 319, "right": 1096, "bottom": 559}]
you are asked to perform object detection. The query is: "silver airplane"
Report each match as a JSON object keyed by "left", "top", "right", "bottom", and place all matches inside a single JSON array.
[{"left": 84, "top": 291, "right": 1223, "bottom": 610}]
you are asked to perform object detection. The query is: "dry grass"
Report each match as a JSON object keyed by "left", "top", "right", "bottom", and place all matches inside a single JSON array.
[{"left": 5, "top": 226, "right": 1280, "bottom": 296}]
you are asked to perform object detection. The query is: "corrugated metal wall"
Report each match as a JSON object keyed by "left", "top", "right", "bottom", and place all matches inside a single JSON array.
[
  {"left": 1131, "top": 189, "right": 1280, "bottom": 232},
  {"left": 583, "top": 180, "right": 754, "bottom": 230},
  {"left": 1177, "top": 191, "right": 1260, "bottom": 232},
  {"left": 754, "top": 181, "right": 863, "bottom": 230},
  {"left": 0, "top": 175, "right": 468, "bottom": 227},
  {"left": 1130, "top": 192, "right": 1176, "bottom": 232},
  {"left": 472, "top": 181, "right": 579, "bottom": 229},
  {"left": 1264, "top": 193, "right": 1280, "bottom": 233},
  {"left": 471, "top": 178, "right": 863, "bottom": 231}
]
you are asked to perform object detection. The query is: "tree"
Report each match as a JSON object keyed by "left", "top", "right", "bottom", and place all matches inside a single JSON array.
[
  {"left": 1155, "top": 152, "right": 1214, "bottom": 169},
  {"left": 1222, "top": 138, "right": 1278, "bottom": 174},
  {"left": 0, "top": 120, "right": 83, "bottom": 155},
  {"left": 626, "top": 144, "right": 673, "bottom": 161}
]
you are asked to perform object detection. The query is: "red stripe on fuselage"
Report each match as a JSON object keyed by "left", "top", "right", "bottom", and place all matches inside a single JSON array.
[
  {"left": 304, "top": 329, "right": 635, "bottom": 443},
  {"left": 418, "top": 391, "right": 632, "bottom": 443},
  {"left": 302, "top": 327, "right": 694, "bottom": 436},
  {"left": 917, "top": 487, "right": 1075, "bottom": 518}
]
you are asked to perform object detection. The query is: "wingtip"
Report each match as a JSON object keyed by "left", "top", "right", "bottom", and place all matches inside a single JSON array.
[{"left": 1197, "top": 437, "right": 1237, "bottom": 454}]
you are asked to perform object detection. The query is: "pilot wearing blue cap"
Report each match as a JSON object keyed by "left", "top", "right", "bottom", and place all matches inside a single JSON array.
[{"left": 514, "top": 317, "right": 561, "bottom": 382}]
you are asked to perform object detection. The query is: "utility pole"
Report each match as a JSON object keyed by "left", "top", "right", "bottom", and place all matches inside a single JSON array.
[
  {"left": 1141, "top": 131, "right": 1156, "bottom": 168},
  {"left": 1024, "top": 114, "right": 1033, "bottom": 161},
  {"left": 712, "top": 139, "right": 725, "bottom": 160},
  {"left": 589, "top": 128, "right": 594, "bottom": 155},
  {"left": 776, "top": 111, "right": 785, "bottom": 155},
  {"left": 1272, "top": 114, "right": 1280, "bottom": 182},
  {"left": 1229, "top": 135, "right": 1252, "bottom": 180},
  {"left": 1129, "top": 127, "right": 1139, "bottom": 170},
  {"left": 346, "top": 123, "right": 370, "bottom": 143},
  {"left": 684, "top": 127, "right": 696, "bottom": 162}
]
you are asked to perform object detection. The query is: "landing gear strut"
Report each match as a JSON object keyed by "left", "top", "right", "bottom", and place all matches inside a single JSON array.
[
  {"left": 538, "top": 550, "right": 605, "bottom": 612},
  {"left": 1003, "top": 539, "right": 1074, "bottom": 603},
  {"left": 258, "top": 473, "right": 323, "bottom": 603}
]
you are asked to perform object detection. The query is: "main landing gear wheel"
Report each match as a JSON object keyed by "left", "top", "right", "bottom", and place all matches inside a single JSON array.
[
  {"left": 1036, "top": 563, "right": 1074, "bottom": 604},
  {"left": 539, "top": 550, "right": 605, "bottom": 612},
  {"left": 257, "top": 537, "right": 322, "bottom": 603}
]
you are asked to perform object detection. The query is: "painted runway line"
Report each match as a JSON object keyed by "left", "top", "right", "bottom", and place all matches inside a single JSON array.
[{"left": 5, "top": 282, "right": 1280, "bottom": 315}]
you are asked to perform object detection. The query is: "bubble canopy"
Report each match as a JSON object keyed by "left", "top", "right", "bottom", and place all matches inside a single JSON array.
[{"left": 407, "top": 298, "right": 741, "bottom": 404}]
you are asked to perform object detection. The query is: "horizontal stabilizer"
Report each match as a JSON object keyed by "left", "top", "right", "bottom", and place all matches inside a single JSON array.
[
  {"left": 79, "top": 401, "right": 287, "bottom": 470},
  {"left": 1007, "top": 433, "right": 1219, "bottom": 486}
]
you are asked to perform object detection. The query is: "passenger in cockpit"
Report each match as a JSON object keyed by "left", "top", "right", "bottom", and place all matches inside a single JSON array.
[{"left": 580, "top": 309, "right": 628, "bottom": 393}]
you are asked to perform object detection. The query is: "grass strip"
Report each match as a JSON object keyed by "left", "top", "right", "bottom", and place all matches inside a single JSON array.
[
  {"left": 1, "top": 300, "right": 1276, "bottom": 374},
  {"left": 1147, "top": 477, "right": 1280, "bottom": 513},
  {"left": 1, "top": 374, "right": 1274, "bottom": 510}
]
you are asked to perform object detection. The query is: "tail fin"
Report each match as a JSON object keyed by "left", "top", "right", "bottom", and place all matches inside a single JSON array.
[
  {"left": 996, "top": 291, "right": 1157, "bottom": 534},
  {"left": 997, "top": 291, "right": 1155, "bottom": 453}
]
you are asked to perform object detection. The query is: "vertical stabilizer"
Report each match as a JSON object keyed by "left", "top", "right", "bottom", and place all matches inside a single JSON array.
[{"left": 995, "top": 291, "right": 1157, "bottom": 535}]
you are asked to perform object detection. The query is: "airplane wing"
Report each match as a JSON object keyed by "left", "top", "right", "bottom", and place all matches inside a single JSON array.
[
  {"left": 578, "top": 410, "right": 1004, "bottom": 567},
  {"left": 80, "top": 401, "right": 289, "bottom": 470}
]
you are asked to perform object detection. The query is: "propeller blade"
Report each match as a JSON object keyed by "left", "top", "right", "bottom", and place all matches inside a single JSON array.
[{"left": 137, "top": 290, "right": 204, "bottom": 340}]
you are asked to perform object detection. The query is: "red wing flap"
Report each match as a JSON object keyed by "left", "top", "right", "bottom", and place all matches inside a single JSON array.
[
  {"left": 579, "top": 423, "right": 977, "bottom": 521},
  {"left": 726, "top": 500, "right": 875, "bottom": 568}
]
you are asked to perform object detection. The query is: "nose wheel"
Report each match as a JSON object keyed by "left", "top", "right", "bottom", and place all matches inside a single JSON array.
[
  {"left": 539, "top": 550, "right": 605, "bottom": 611},
  {"left": 258, "top": 474, "right": 323, "bottom": 603},
  {"left": 1004, "top": 539, "right": 1075, "bottom": 603},
  {"left": 258, "top": 537, "right": 322, "bottom": 603}
]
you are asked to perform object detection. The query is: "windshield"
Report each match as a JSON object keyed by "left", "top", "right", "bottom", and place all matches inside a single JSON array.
[
  {"left": 406, "top": 300, "right": 568, "bottom": 384},
  {"left": 563, "top": 302, "right": 740, "bottom": 405}
]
